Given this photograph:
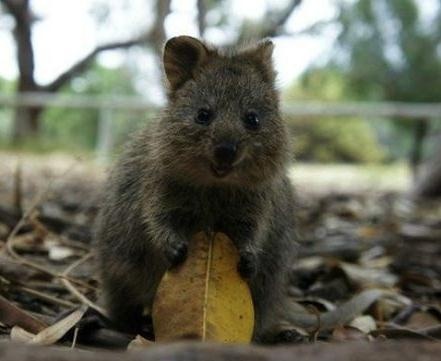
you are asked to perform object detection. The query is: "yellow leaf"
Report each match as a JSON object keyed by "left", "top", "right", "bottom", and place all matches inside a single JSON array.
[{"left": 152, "top": 232, "right": 254, "bottom": 343}]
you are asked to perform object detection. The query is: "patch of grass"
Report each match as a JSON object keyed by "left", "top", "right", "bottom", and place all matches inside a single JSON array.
[
  {"left": 289, "top": 162, "right": 411, "bottom": 194},
  {"left": 0, "top": 138, "right": 95, "bottom": 157}
]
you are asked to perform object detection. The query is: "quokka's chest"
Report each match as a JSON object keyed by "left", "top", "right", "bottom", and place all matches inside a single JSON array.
[{"left": 158, "top": 185, "right": 262, "bottom": 228}]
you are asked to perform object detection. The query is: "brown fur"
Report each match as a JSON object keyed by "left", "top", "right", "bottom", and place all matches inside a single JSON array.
[{"left": 95, "top": 36, "right": 298, "bottom": 343}]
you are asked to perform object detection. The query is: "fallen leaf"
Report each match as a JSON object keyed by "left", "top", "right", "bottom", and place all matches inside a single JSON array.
[
  {"left": 0, "top": 295, "right": 47, "bottom": 333},
  {"left": 332, "top": 325, "right": 369, "bottom": 341},
  {"left": 371, "top": 325, "right": 438, "bottom": 341},
  {"left": 10, "top": 325, "right": 35, "bottom": 342},
  {"left": 48, "top": 245, "right": 76, "bottom": 261},
  {"left": 349, "top": 315, "right": 377, "bottom": 333},
  {"left": 0, "top": 255, "right": 44, "bottom": 282},
  {"left": 296, "top": 297, "right": 337, "bottom": 312},
  {"left": 340, "top": 262, "right": 398, "bottom": 288},
  {"left": 152, "top": 232, "right": 254, "bottom": 343},
  {"left": 405, "top": 311, "right": 441, "bottom": 330},
  {"left": 29, "top": 305, "right": 88, "bottom": 345},
  {"left": 127, "top": 335, "right": 155, "bottom": 350},
  {"left": 285, "top": 289, "right": 398, "bottom": 332},
  {"left": 357, "top": 226, "right": 381, "bottom": 239},
  {"left": 376, "top": 295, "right": 412, "bottom": 321}
]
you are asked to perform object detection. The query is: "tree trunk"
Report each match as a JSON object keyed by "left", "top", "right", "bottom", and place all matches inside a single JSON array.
[
  {"left": 12, "top": 105, "right": 43, "bottom": 143},
  {"left": 408, "top": 118, "right": 429, "bottom": 180},
  {"left": 12, "top": 77, "right": 43, "bottom": 143},
  {"left": 3, "top": 0, "right": 42, "bottom": 144},
  {"left": 413, "top": 134, "right": 441, "bottom": 198}
]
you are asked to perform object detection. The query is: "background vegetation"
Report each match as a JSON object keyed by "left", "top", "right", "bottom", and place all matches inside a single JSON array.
[{"left": 0, "top": 0, "right": 440, "bottom": 166}]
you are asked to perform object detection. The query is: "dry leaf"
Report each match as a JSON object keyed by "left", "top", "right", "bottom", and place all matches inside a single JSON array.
[
  {"left": 376, "top": 295, "right": 412, "bottom": 321},
  {"left": 29, "top": 305, "right": 88, "bottom": 346},
  {"left": 357, "top": 225, "right": 381, "bottom": 239},
  {"left": 332, "top": 325, "right": 369, "bottom": 341},
  {"left": 340, "top": 262, "right": 398, "bottom": 287},
  {"left": 152, "top": 232, "right": 254, "bottom": 343},
  {"left": 127, "top": 335, "right": 155, "bottom": 350},
  {"left": 48, "top": 245, "right": 76, "bottom": 261},
  {"left": 349, "top": 315, "right": 377, "bottom": 333},
  {"left": 405, "top": 311, "right": 441, "bottom": 330},
  {"left": 285, "top": 289, "right": 396, "bottom": 332},
  {"left": 10, "top": 325, "right": 35, "bottom": 342},
  {"left": 0, "top": 295, "right": 47, "bottom": 333}
]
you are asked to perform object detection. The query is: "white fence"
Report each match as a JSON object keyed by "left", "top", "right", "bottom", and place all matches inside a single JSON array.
[
  {"left": 1, "top": 92, "right": 440, "bottom": 162},
  {"left": 1, "top": 92, "right": 441, "bottom": 118}
]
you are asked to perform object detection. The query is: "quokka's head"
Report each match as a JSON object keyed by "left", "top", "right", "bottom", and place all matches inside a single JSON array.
[{"left": 155, "top": 36, "right": 290, "bottom": 188}]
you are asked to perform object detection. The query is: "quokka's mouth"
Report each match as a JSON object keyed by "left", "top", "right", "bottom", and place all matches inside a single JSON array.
[{"left": 211, "top": 163, "right": 234, "bottom": 178}]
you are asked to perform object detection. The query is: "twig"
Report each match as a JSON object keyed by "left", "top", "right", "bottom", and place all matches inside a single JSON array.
[
  {"left": 422, "top": 325, "right": 441, "bottom": 339},
  {"left": 58, "top": 236, "right": 91, "bottom": 252},
  {"left": 15, "top": 285, "right": 77, "bottom": 309},
  {"left": 25, "top": 281, "right": 69, "bottom": 293},
  {"left": 4, "top": 158, "right": 97, "bottom": 291},
  {"left": 0, "top": 295, "right": 48, "bottom": 333},
  {"left": 71, "top": 327, "right": 79, "bottom": 349},
  {"left": 5, "top": 159, "right": 78, "bottom": 250},
  {"left": 305, "top": 305, "right": 321, "bottom": 342},
  {"left": 61, "top": 253, "right": 108, "bottom": 317},
  {"left": 6, "top": 223, "right": 94, "bottom": 290},
  {"left": 371, "top": 323, "right": 439, "bottom": 341},
  {"left": 13, "top": 160, "right": 23, "bottom": 214}
]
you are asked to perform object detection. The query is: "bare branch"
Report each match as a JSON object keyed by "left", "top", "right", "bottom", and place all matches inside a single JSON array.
[
  {"left": 148, "top": 0, "right": 172, "bottom": 55},
  {"left": 196, "top": 0, "right": 207, "bottom": 38},
  {"left": 41, "top": 37, "right": 146, "bottom": 93},
  {"left": 237, "top": 0, "right": 303, "bottom": 43},
  {"left": 41, "top": 0, "right": 172, "bottom": 93},
  {"left": 263, "top": 0, "right": 302, "bottom": 38},
  {"left": 272, "top": 17, "right": 336, "bottom": 38},
  {"left": 1, "top": 0, "right": 24, "bottom": 17}
]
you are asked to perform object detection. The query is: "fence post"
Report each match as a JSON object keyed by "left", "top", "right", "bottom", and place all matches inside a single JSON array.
[
  {"left": 409, "top": 117, "right": 430, "bottom": 181},
  {"left": 96, "top": 107, "right": 114, "bottom": 163}
]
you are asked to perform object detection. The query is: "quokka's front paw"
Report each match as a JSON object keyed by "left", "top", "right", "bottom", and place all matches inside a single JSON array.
[
  {"left": 164, "top": 237, "right": 188, "bottom": 267},
  {"left": 237, "top": 250, "right": 257, "bottom": 279}
]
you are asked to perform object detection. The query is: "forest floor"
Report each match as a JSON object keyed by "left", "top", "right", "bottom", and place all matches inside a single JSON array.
[{"left": 0, "top": 153, "right": 440, "bottom": 358}]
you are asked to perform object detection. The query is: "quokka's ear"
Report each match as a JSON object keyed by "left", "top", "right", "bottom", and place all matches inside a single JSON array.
[
  {"left": 239, "top": 39, "right": 276, "bottom": 83},
  {"left": 163, "top": 36, "right": 210, "bottom": 91}
]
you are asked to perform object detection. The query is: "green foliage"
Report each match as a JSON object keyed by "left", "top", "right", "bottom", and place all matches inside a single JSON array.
[
  {"left": 0, "top": 76, "right": 14, "bottom": 141},
  {"left": 289, "top": 67, "right": 348, "bottom": 101},
  {"left": 336, "top": 0, "right": 441, "bottom": 103},
  {"left": 39, "top": 63, "right": 140, "bottom": 151},
  {"left": 334, "top": 0, "right": 441, "bottom": 161},
  {"left": 284, "top": 67, "right": 385, "bottom": 163},
  {"left": 288, "top": 117, "right": 385, "bottom": 163},
  {"left": 291, "top": 0, "right": 441, "bottom": 163}
]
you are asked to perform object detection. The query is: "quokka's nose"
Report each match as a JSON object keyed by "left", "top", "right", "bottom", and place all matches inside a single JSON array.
[{"left": 214, "top": 142, "right": 238, "bottom": 165}]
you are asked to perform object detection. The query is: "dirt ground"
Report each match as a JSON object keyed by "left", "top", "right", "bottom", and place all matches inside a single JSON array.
[{"left": 0, "top": 153, "right": 440, "bottom": 357}]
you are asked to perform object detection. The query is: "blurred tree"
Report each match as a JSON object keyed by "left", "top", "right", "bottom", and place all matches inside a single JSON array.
[
  {"left": 0, "top": 76, "right": 14, "bottom": 140},
  {"left": 41, "top": 63, "right": 138, "bottom": 151},
  {"left": 330, "top": 0, "right": 441, "bottom": 175},
  {"left": 194, "top": 0, "right": 305, "bottom": 42},
  {"left": 0, "top": 0, "right": 170, "bottom": 144},
  {"left": 284, "top": 66, "right": 385, "bottom": 163},
  {"left": 1, "top": 0, "right": 306, "bottom": 144}
]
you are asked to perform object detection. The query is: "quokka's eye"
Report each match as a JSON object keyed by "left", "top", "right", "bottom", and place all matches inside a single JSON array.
[
  {"left": 195, "top": 108, "right": 212, "bottom": 125},
  {"left": 243, "top": 111, "right": 260, "bottom": 130}
]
